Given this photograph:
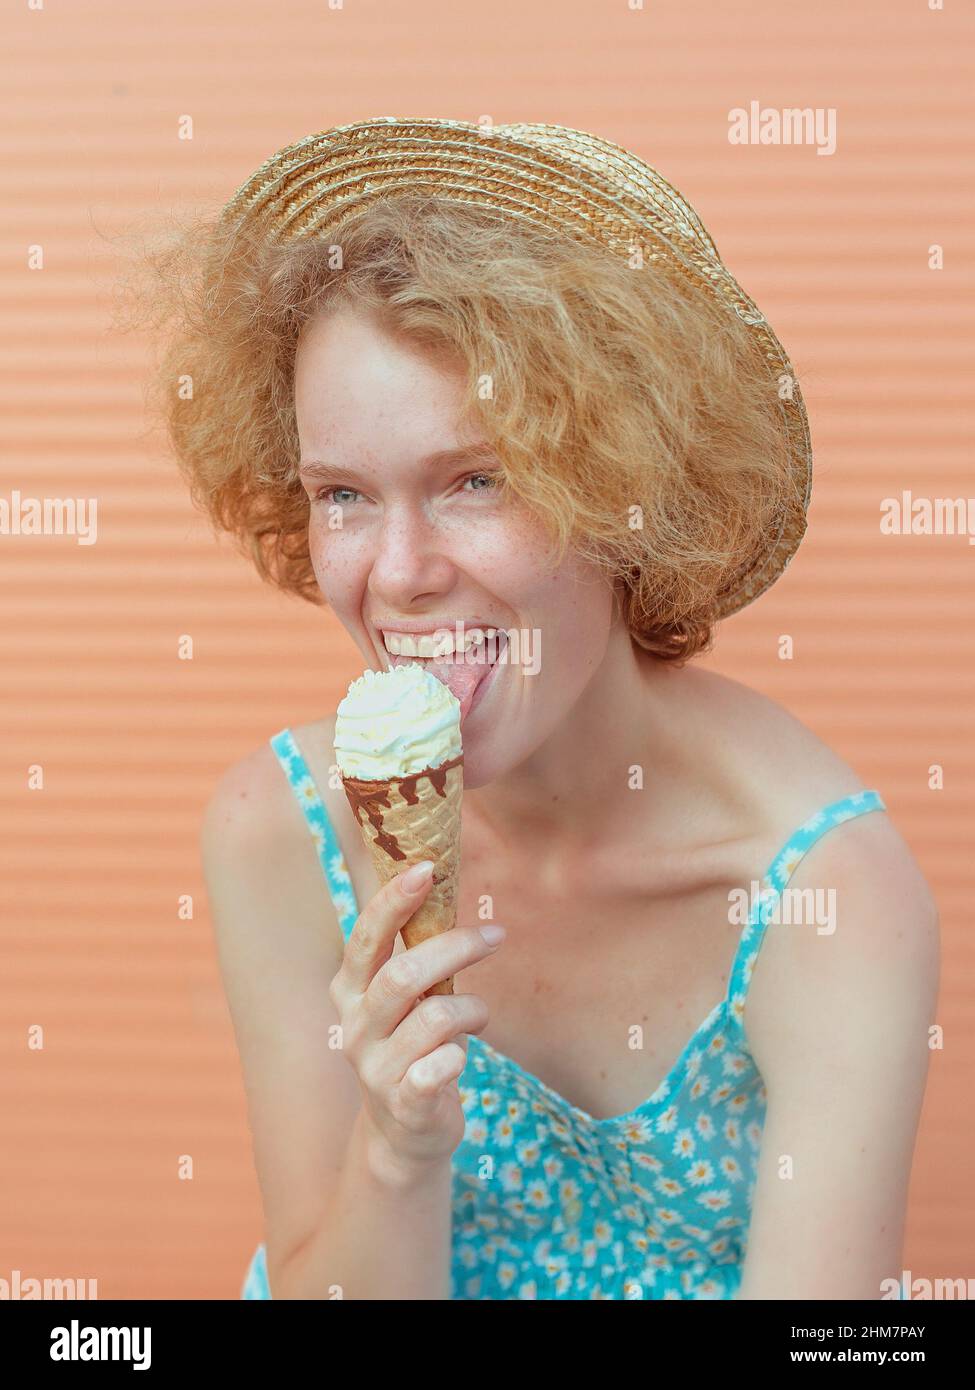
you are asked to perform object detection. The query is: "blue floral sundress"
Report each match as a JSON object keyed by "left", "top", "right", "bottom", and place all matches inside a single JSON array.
[{"left": 240, "top": 727, "right": 887, "bottom": 1300}]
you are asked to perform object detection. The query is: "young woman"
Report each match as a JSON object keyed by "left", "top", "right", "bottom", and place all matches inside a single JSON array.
[{"left": 148, "top": 120, "right": 938, "bottom": 1300}]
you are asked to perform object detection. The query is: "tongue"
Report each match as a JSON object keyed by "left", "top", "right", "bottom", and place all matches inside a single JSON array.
[
  {"left": 424, "top": 658, "right": 484, "bottom": 721},
  {"left": 389, "top": 654, "right": 485, "bottom": 722}
]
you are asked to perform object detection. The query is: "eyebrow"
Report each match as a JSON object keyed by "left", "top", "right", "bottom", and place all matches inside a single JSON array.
[{"left": 298, "top": 443, "right": 498, "bottom": 480}]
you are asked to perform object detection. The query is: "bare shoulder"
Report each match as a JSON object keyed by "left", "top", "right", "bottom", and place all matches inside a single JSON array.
[
  {"left": 687, "top": 666, "right": 871, "bottom": 817},
  {"left": 744, "top": 805, "right": 940, "bottom": 1070},
  {"left": 691, "top": 666, "right": 937, "bottom": 896},
  {"left": 199, "top": 727, "right": 348, "bottom": 979},
  {"left": 201, "top": 733, "right": 306, "bottom": 856},
  {"left": 686, "top": 667, "right": 940, "bottom": 1068},
  {"left": 703, "top": 666, "right": 944, "bottom": 1088}
]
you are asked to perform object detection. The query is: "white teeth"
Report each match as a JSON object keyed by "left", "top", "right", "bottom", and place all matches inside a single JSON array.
[{"left": 381, "top": 626, "right": 502, "bottom": 659}]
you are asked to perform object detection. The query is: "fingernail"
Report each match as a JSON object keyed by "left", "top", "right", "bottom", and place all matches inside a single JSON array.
[
  {"left": 401, "top": 860, "right": 434, "bottom": 892},
  {"left": 478, "top": 922, "right": 506, "bottom": 946}
]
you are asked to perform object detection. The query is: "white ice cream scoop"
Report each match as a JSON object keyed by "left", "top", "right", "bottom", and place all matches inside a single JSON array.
[{"left": 334, "top": 663, "right": 462, "bottom": 780}]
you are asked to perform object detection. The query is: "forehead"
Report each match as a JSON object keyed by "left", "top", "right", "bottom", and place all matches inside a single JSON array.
[{"left": 294, "top": 305, "right": 474, "bottom": 463}]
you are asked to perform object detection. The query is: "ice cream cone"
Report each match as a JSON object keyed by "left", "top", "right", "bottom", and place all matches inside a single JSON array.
[{"left": 340, "top": 754, "right": 463, "bottom": 997}]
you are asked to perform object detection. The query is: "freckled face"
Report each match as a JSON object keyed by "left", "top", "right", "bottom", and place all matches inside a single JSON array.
[{"left": 293, "top": 304, "right": 615, "bottom": 787}]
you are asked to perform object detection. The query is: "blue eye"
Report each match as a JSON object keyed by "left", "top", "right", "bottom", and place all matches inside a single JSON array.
[
  {"left": 316, "top": 486, "right": 360, "bottom": 505},
  {"left": 464, "top": 472, "right": 499, "bottom": 493}
]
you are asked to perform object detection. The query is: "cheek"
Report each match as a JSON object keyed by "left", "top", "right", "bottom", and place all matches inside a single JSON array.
[
  {"left": 307, "top": 520, "right": 368, "bottom": 603},
  {"left": 542, "top": 561, "right": 615, "bottom": 665},
  {"left": 447, "top": 513, "right": 528, "bottom": 566},
  {"left": 462, "top": 510, "right": 564, "bottom": 594},
  {"left": 307, "top": 527, "right": 333, "bottom": 590},
  {"left": 474, "top": 518, "right": 612, "bottom": 631}
]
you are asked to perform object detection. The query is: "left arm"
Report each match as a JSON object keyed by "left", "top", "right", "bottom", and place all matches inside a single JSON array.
[{"left": 734, "top": 810, "right": 940, "bottom": 1300}]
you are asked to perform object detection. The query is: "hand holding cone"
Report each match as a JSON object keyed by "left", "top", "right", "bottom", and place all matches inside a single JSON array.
[{"left": 339, "top": 756, "right": 463, "bottom": 996}]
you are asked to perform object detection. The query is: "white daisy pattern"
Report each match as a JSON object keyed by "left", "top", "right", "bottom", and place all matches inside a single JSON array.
[{"left": 239, "top": 733, "right": 886, "bottom": 1301}]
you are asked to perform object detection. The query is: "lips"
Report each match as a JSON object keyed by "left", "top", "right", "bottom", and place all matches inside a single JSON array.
[{"left": 386, "top": 631, "right": 508, "bottom": 722}]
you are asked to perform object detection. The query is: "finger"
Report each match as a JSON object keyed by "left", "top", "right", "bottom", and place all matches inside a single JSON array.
[
  {"left": 399, "top": 1041, "right": 469, "bottom": 1109},
  {"left": 387, "top": 993, "right": 491, "bottom": 1084},
  {"left": 339, "top": 861, "right": 435, "bottom": 999},
  {"left": 367, "top": 922, "right": 506, "bottom": 1033},
  {"left": 357, "top": 1019, "right": 476, "bottom": 1109}
]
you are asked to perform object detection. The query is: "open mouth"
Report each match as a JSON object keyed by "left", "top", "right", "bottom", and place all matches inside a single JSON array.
[{"left": 384, "top": 630, "right": 509, "bottom": 723}]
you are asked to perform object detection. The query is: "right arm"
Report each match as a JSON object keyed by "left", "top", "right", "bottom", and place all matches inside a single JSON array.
[{"left": 200, "top": 743, "right": 502, "bottom": 1299}]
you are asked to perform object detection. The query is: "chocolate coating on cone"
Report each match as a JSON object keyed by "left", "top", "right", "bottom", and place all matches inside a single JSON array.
[
  {"left": 341, "top": 753, "right": 463, "bottom": 860},
  {"left": 340, "top": 756, "right": 464, "bottom": 997}
]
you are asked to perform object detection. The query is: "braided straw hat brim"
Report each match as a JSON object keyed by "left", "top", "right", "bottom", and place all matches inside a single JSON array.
[{"left": 220, "top": 117, "right": 812, "bottom": 621}]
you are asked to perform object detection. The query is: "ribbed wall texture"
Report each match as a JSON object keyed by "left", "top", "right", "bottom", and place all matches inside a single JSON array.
[{"left": 1, "top": 0, "right": 971, "bottom": 1297}]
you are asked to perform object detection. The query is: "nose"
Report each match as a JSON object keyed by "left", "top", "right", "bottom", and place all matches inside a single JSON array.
[{"left": 366, "top": 503, "right": 458, "bottom": 610}]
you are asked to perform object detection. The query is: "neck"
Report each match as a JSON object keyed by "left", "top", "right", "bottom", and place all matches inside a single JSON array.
[{"left": 465, "top": 621, "right": 695, "bottom": 851}]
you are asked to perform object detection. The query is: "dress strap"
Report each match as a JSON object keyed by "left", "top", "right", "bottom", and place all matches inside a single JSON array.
[
  {"left": 268, "top": 728, "right": 361, "bottom": 941},
  {"left": 725, "top": 789, "right": 887, "bottom": 1038}
]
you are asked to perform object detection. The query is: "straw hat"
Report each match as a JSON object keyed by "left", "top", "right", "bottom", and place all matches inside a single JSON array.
[{"left": 220, "top": 116, "right": 811, "bottom": 620}]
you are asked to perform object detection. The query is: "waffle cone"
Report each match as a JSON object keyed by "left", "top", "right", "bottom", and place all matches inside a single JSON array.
[{"left": 340, "top": 754, "right": 463, "bottom": 997}]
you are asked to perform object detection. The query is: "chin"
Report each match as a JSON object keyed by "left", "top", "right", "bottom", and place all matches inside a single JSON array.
[
  {"left": 460, "top": 704, "right": 554, "bottom": 788},
  {"left": 459, "top": 725, "right": 523, "bottom": 789},
  {"left": 459, "top": 740, "right": 501, "bottom": 790}
]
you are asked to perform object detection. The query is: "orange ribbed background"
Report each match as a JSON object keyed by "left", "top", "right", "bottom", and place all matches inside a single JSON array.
[{"left": 1, "top": 0, "right": 972, "bottom": 1297}]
